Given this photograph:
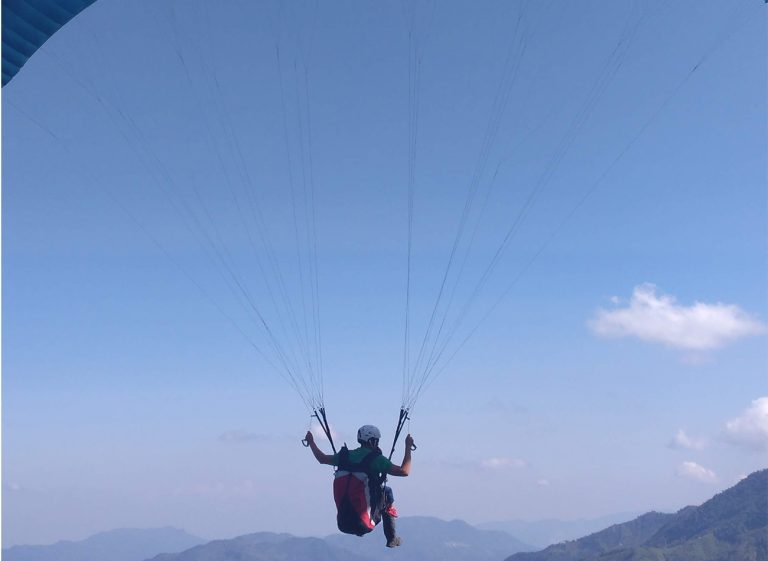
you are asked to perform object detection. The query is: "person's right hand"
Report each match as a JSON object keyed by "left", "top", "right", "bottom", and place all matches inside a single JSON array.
[
  {"left": 305, "top": 431, "right": 314, "bottom": 444},
  {"left": 405, "top": 434, "right": 415, "bottom": 450}
]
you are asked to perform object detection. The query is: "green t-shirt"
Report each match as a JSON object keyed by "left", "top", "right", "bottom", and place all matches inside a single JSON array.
[{"left": 331, "top": 446, "right": 394, "bottom": 475}]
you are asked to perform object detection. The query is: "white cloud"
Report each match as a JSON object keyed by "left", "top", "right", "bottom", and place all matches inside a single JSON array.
[
  {"left": 668, "top": 429, "right": 708, "bottom": 451},
  {"left": 723, "top": 397, "right": 768, "bottom": 452},
  {"left": 433, "top": 458, "right": 476, "bottom": 470},
  {"left": 676, "top": 461, "right": 717, "bottom": 483},
  {"left": 480, "top": 457, "right": 528, "bottom": 470},
  {"left": 536, "top": 478, "right": 550, "bottom": 487},
  {"left": 435, "top": 456, "right": 529, "bottom": 471},
  {"left": 311, "top": 423, "right": 340, "bottom": 443},
  {"left": 588, "top": 284, "right": 766, "bottom": 351}
]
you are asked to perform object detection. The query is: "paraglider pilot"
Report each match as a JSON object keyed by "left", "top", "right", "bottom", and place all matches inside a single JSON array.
[{"left": 305, "top": 425, "right": 414, "bottom": 548}]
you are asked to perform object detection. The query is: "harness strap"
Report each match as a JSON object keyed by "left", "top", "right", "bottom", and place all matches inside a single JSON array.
[{"left": 337, "top": 447, "right": 381, "bottom": 475}]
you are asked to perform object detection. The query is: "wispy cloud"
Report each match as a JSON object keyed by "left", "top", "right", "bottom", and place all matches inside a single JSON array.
[
  {"left": 480, "top": 457, "right": 528, "bottom": 470},
  {"left": 311, "top": 424, "right": 340, "bottom": 443},
  {"left": 668, "top": 429, "right": 708, "bottom": 451},
  {"left": 722, "top": 397, "right": 768, "bottom": 452},
  {"left": 536, "top": 478, "right": 551, "bottom": 487},
  {"left": 433, "top": 457, "right": 529, "bottom": 471},
  {"left": 588, "top": 284, "right": 766, "bottom": 351},
  {"left": 676, "top": 461, "right": 717, "bottom": 483},
  {"left": 218, "top": 430, "right": 266, "bottom": 443}
]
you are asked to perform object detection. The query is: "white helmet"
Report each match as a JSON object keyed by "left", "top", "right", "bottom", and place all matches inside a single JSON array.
[{"left": 357, "top": 425, "right": 381, "bottom": 443}]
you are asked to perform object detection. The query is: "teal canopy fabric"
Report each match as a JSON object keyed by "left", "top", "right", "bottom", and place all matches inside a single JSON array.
[{"left": 2, "top": 0, "right": 96, "bottom": 86}]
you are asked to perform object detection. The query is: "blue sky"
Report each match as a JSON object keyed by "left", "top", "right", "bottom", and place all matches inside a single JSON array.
[{"left": 3, "top": 0, "right": 766, "bottom": 547}]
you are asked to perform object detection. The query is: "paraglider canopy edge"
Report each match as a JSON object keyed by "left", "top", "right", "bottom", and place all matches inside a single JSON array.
[{"left": 2, "top": 0, "right": 98, "bottom": 87}]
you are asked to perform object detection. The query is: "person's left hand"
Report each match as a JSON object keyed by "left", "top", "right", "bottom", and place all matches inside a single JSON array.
[
  {"left": 405, "top": 434, "right": 415, "bottom": 450},
  {"left": 305, "top": 431, "right": 314, "bottom": 444}
]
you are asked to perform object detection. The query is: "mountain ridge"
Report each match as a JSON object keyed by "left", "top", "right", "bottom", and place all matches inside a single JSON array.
[
  {"left": 478, "top": 513, "right": 642, "bottom": 549},
  {"left": 149, "top": 516, "right": 531, "bottom": 561},
  {"left": 3, "top": 527, "right": 205, "bottom": 561},
  {"left": 505, "top": 469, "right": 768, "bottom": 561}
]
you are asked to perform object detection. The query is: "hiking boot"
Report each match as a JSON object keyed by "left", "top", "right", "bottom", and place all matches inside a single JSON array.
[{"left": 386, "top": 536, "right": 402, "bottom": 548}]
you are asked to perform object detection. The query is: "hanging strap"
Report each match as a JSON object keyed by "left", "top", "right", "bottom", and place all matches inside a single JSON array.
[
  {"left": 301, "top": 407, "right": 338, "bottom": 454},
  {"left": 316, "top": 407, "right": 337, "bottom": 454},
  {"left": 387, "top": 408, "right": 417, "bottom": 460}
]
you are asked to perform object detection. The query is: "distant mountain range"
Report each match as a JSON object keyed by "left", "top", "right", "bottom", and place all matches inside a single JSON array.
[
  {"left": 2, "top": 527, "right": 205, "bottom": 561},
  {"left": 5, "top": 470, "right": 765, "bottom": 561},
  {"left": 148, "top": 517, "right": 532, "bottom": 561},
  {"left": 326, "top": 516, "right": 533, "bottom": 560},
  {"left": 477, "top": 513, "right": 641, "bottom": 549},
  {"left": 148, "top": 532, "right": 374, "bottom": 561},
  {"left": 505, "top": 469, "right": 768, "bottom": 561}
]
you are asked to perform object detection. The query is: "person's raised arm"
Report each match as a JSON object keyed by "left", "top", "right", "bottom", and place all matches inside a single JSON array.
[
  {"left": 305, "top": 431, "right": 334, "bottom": 465},
  {"left": 387, "top": 434, "right": 414, "bottom": 477}
]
